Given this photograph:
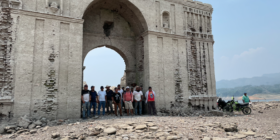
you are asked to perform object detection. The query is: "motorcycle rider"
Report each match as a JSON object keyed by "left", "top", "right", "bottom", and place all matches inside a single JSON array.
[{"left": 242, "top": 93, "right": 251, "bottom": 103}]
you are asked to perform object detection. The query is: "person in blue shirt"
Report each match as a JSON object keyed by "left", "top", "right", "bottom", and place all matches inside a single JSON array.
[
  {"left": 90, "top": 86, "right": 98, "bottom": 117},
  {"left": 242, "top": 93, "right": 250, "bottom": 103}
]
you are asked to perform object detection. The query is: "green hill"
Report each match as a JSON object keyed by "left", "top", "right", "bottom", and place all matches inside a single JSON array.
[
  {"left": 216, "top": 84, "right": 280, "bottom": 97},
  {"left": 216, "top": 73, "right": 280, "bottom": 89}
]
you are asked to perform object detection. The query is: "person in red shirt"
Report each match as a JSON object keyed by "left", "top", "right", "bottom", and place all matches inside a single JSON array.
[
  {"left": 145, "top": 87, "right": 157, "bottom": 115},
  {"left": 123, "top": 86, "right": 134, "bottom": 116}
]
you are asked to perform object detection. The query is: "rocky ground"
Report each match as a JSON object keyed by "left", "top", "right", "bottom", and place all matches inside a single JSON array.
[{"left": 0, "top": 102, "right": 279, "bottom": 140}]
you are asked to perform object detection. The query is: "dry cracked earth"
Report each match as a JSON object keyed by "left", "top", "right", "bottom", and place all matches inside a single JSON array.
[{"left": 0, "top": 102, "right": 279, "bottom": 140}]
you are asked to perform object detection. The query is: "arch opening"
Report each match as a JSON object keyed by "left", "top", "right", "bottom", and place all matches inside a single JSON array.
[{"left": 83, "top": 46, "right": 126, "bottom": 89}]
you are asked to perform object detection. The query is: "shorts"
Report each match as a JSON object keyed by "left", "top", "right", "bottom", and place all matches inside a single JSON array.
[{"left": 124, "top": 101, "right": 133, "bottom": 109}]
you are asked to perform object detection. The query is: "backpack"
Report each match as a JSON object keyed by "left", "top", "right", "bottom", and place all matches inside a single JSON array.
[{"left": 124, "top": 92, "right": 132, "bottom": 101}]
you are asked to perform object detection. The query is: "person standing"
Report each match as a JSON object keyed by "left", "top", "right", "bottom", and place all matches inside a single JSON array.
[
  {"left": 81, "top": 85, "right": 91, "bottom": 119},
  {"left": 105, "top": 85, "right": 114, "bottom": 115},
  {"left": 117, "top": 84, "right": 124, "bottom": 110},
  {"left": 133, "top": 86, "right": 143, "bottom": 115},
  {"left": 123, "top": 86, "right": 134, "bottom": 116},
  {"left": 145, "top": 87, "right": 157, "bottom": 115},
  {"left": 89, "top": 86, "right": 98, "bottom": 117},
  {"left": 97, "top": 86, "right": 107, "bottom": 116},
  {"left": 121, "top": 86, "right": 126, "bottom": 112},
  {"left": 140, "top": 86, "right": 146, "bottom": 114},
  {"left": 242, "top": 93, "right": 251, "bottom": 103},
  {"left": 112, "top": 88, "right": 122, "bottom": 116}
]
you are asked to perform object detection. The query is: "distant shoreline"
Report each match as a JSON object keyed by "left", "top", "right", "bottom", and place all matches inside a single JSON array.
[{"left": 220, "top": 94, "right": 280, "bottom": 101}]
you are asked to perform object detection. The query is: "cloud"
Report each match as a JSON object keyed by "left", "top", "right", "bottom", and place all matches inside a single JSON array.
[
  {"left": 215, "top": 47, "right": 276, "bottom": 81},
  {"left": 231, "top": 47, "right": 264, "bottom": 61}
]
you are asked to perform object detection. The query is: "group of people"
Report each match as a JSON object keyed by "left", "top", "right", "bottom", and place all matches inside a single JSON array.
[{"left": 81, "top": 84, "right": 157, "bottom": 119}]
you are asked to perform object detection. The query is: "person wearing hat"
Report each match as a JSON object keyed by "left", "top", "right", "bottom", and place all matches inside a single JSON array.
[
  {"left": 105, "top": 85, "right": 114, "bottom": 115},
  {"left": 81, "top": 85, "right": 91, "bottom": 119},
  {"left": 242, "top": 93, "right": 251, "bottom": 103},
  {"left": 89, "top": 86, "right": 98, "bottom": 117},
  {"left": 123, "top": 86, "right": 134, "bottom": 116},
  {"left": 145, "top": 87, "right": 157, "bottom": 115},
  {"left": 97, "top": 86, "right": 106, "bottom": 116}
]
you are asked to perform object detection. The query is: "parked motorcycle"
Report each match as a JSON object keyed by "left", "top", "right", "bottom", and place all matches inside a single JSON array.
[{"left": 217, "top": 97, "right": 252, "bottom": 115}]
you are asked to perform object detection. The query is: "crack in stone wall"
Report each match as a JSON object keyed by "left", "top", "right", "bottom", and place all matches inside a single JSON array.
[
  {"left": 188, "top": 36, "right": 208, "bottom": 96},
  {"left": 172, "top": 69, "right": 184, "bottom": 108},
  {"left": 40, "top": 47, "right": 58, "bottom": 118}
]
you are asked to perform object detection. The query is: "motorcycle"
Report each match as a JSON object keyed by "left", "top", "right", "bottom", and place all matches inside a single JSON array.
[{"left": 217, "top": 97, "right": 252, "bottom": 115}]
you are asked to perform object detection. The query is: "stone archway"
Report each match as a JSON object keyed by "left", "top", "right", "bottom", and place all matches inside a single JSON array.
[{"left": 82, "top": 0, "right": 148, "bottom": 87}]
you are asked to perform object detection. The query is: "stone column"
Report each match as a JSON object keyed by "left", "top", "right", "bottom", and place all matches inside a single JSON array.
[
  {"left": 208, "top": 42, "right": 216, "bottom": 96},
  {"left": 195, "top": 97, "right": 199, "bottom": 107},
  {"left": 205, "top": 42, "right": 212, "bottom": 96},
  {"left": 208, "top": 97, "right": 213, "bottom": 111},
  {"left": 210, "top": 17, "right": 213, "bottom": 34},
  {"left": 199, "top": 96, "right": 204, "bottom": 109},
  {"left": 203, "top": 97, "right": 209, "bottom": 111},
  {"left": 202, "top": 16, "right": 205, "bottom": 33}
]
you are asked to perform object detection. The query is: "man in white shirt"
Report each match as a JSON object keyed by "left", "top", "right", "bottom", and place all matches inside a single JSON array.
[
  {"left": 81, "top": 85, "right": 91, "bottom": 119},
  {"left": 97, "top": 86, "right": 107, "bottom": 116},
  {"left": 133, "top": 86, "right": 143, "bottom": 115}
]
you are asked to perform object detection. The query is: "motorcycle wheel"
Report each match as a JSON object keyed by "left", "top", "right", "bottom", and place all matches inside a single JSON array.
[
  {"left": 223, "top": 105, "right": 233, "bottom": 112},
  {"left": 242, "top": 107, "right": 251, "bottom": 115}
]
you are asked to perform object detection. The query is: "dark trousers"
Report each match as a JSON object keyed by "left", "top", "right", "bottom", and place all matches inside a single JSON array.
[
  {"left": 90, "top": 102, "right": 97, "bottom": 116},
  {"left": 134, "top": 101, "right": 142, "bottom": 115},
  {"left": 106, "top": 100, "right": 114, "bottom": 113},
  {"left": 114, "top": 102, "right": 122, "bottom": 116},
  {"left": 148, "top": 101, "right": 157, "bottom": 115}
]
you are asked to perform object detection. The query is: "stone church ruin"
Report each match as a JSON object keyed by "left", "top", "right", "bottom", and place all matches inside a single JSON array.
[{"left": 0, "top": 0, "right": 217, "bottom": 119}]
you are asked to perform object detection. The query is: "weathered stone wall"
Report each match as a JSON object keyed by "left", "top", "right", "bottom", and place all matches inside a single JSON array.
[
  {"left": 0, "top": 0, "right": 14, "bottom": 119},
  {"left": 0, "top": 0, "right": 217, "bottom": 119}
]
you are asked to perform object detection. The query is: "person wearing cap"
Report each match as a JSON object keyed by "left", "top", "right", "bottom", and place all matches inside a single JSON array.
[
  {"left": 81, "top": 85, "right": 91, "bottom": 119},
  {"left": 89, "top": 86, "right": 98, "bottom": 117},
  {"left": 123, "top": 86, "right": 134, "bottom": 116},
  {"left": 145, "top": 87, "right": 157, "bottom": 115},
  {"left": 133, "top": 86, "right": 143, "bottom": 115},
  {"left": 112, "top": 88, "right": 122, "bottom": 116},
  {"left": 97, "top": 86, "right": 107, "bottom": 116},
  {"left": 105, "top": 85, "right": 114, "bottom": 115},
  {"left": 242, "top": 93, "right": 251, "bottom": 103}
]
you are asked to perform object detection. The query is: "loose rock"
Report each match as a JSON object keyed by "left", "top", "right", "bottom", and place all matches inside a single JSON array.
[
  {"left": 104, "top": 128, "right": 117, "bottom": 134},
  {"left": 51, "top": 133, "right": 60, "bottom": 139}
]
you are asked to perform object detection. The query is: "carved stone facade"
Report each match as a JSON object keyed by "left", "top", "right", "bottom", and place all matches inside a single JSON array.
[{"left": 0, "top": 0, "right": 217, "bottom": 119}]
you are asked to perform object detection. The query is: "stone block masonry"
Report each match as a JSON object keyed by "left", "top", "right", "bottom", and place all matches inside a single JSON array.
[{"left": 0, "top": 0, "right": 217, "bottom": 119}]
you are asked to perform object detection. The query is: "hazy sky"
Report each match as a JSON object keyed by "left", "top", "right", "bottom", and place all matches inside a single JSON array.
[{"left": 84, "top": 0, "right": 280, "bottom": 88}]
